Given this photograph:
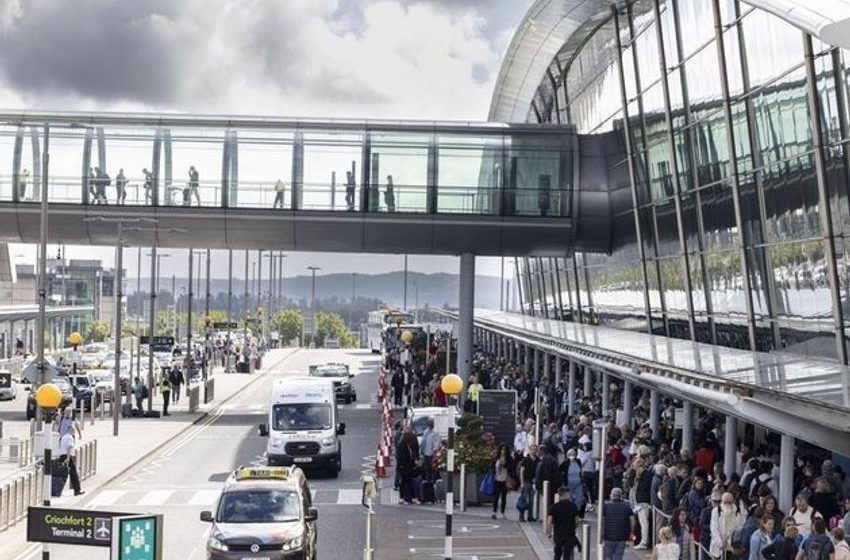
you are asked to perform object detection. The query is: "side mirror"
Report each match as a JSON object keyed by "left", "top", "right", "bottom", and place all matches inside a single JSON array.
[
  {"left": 199, "top": 510, "right": 213, "bottom": 522},
  {"left": 258, "top": 424, "right": 269, "bottom": 437},
  {"left": 305, "top": 507, "right": 318, "bottom": 522},
  {"left": 336, "top": 423, "right": 346, "bottom": 435}
]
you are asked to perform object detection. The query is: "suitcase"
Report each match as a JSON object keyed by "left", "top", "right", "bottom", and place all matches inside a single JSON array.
[
  {"left": 121, "top": 403, "right": 134, "bottom": 418},
  {"left": 51, "top": 462, "right": 68, "bottom": 497},
  {"left": 143, "top": 410, "right": 161, "bottom": 418},
  {"left": 434, "top": 478, "right": 446, "bottom": 503},
  {"left": 419, "top": 480, "right": 436, "bottom": 504}
]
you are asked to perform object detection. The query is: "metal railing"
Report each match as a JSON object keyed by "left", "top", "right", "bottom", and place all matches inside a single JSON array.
[
  {"left": 0, "top": 437, "right": 33, "bottom": 468},
  {"left": 0, "top": 464, "right": 43, "bottom": 531},
  {"left": 76, "top": 439, "right": 98, "bottom": 481}
]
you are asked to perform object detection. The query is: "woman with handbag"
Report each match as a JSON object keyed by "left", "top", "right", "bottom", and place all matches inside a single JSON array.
[
  {"left": 397, "top": 428, "right": 420, "bottom": 505},
  {"left": 491, "top": 444, "right": 511, "bottom": 519}
]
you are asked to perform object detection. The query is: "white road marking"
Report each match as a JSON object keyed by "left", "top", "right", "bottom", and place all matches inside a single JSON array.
[
  {"left": 87, "top": 489, "right": 127, "bottom": 508},
  {"left": 336, "top": 489, "right": 362, "bottom": 505},
  {"left": 188, "top": 490, "right": 221, "bottom": 506},
  {"left": 137, "top": 490, "right": 174, "bottom": 506}
]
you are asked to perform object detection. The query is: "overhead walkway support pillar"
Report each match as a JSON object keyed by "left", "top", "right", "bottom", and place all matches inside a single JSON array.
[
  {"left": 457, "top": 253, "right": 474, "bottom": 389},
  {"left": 649, "top": 390, "right": 659, "bottom": 438},
  {"left": 583, "top": 367, "right": 592, "bottom": 399},
  {"left": 543, "top": 352, "right": 550, "bottom": 382},
  {"left": 681, "top": 402, "right": 694, "bottom": 454},
  {"left": 779, "top": 435, "right": 795, "bottom": 512},
  {"left": 724, "top": 416, "right": 737, "bottom": 478},
  {"left": 533, "top": 348, "right": 540, "bottom": 380},
  {"left": 601, "top": 372, "right": 610, "bottom": 416},
  {"left": 554, "top": 357, "right": 562, "bottom": 385},
  {"left": 523, "top": 344, "right": 531, "bottom": 374},
  {"left": 568, "top": 362, "right": 577, "bottom": 416},
  {"left": 622, "top": 381, "right": 633, "bottom": 429}
]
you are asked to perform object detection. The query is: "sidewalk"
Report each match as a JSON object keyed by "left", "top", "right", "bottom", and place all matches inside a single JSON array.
[
  {"left": 0, "top": 347, "right": 297, "bottom": 560},
  {"left": 379, "top": 482, "right": 646, "bottom": 560}
]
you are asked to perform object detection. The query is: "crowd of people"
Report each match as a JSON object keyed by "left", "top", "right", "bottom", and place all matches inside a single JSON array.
[{"left": 386, "top": 338, "right": 850, "bottom": 560}]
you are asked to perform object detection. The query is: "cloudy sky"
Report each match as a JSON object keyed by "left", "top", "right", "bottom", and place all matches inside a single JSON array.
[{"left": 3, "top": 0, "right": 532, "bottom": 279}]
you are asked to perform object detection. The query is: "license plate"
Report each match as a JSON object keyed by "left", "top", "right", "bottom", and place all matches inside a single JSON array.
[{"left": 294, "top": 457, "right": 312, "bottom": 463}]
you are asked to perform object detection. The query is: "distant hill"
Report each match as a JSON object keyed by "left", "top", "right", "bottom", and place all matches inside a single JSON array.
[{"left": 127, "top": 271, "right": 514, "bottom": 309}]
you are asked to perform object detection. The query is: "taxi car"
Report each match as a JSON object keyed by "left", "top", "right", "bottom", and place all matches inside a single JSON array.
[
  {"left": 200, "top": 466, "right": 317, "bottom": 560},
  {"left": 308, "top": 363, "right": 356, "bottom": 404}
]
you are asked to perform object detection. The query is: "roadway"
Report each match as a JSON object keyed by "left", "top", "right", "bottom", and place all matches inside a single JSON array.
[{"left": 16, "top": 348, "right": 383, "bottom": 560}]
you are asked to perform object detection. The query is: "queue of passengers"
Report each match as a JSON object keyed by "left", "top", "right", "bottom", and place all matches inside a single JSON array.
[{"left": 387, "top": 339, "right": 850, "bottom": 560}]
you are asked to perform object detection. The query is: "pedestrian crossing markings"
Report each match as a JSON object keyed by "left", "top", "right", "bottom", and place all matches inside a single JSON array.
[{"left": 85, "top": 488, "right": 361, "bottom": 508}]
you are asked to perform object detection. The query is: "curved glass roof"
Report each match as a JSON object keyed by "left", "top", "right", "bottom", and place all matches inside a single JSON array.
[{"left": 489, "top": 0, "right": 850, "bottom": 124}]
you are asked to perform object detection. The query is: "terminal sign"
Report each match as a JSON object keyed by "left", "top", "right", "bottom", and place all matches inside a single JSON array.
[
  {"left": 112, "top": 514, "right": 163, "bottom": 560},
  {"left": 27, "top": 506, "right": 126, "bottom": 547},
  {"left": 212, "top": 321, "right": 238, "bottom": 329}
]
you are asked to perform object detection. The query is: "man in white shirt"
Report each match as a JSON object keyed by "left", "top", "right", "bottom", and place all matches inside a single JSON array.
[
  {"left": 58, "top": 431, "right": 84, "bottom": 496},
  {"left": 790, "top": 495, "right": 821, "bottom": 538},
  {"left": 513, "top": 423, "right": 528, "bottom": 456},
  {"left": 54, "top": 407, "right": 82, "bottom": 440},
  {"left": 420, "top": 419, "right": 440, "bottom": 480}
]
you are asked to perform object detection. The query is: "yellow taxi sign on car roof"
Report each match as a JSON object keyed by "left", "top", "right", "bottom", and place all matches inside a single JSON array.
[{"left": 234, "top": 466, "right": 292, "bottom": 481}]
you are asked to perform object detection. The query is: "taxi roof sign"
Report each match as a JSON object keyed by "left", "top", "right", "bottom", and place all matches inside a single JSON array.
[{"left": 234, "top": 466, "right": 292, "bottom": 481}]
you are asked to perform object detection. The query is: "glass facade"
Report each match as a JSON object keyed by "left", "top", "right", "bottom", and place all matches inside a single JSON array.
[
  {"left": 518, "top": 0, "right": 850, "bottom": 364},
  {"left": 0, "top": 119, "right": 574, "bottom": 219}
]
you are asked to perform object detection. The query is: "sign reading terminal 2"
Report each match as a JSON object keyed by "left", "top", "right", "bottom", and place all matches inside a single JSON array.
[{"left": 27, "top": 506, "right": 126, "bottom": 547}]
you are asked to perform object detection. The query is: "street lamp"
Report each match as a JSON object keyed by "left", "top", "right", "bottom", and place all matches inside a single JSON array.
[
  {"left": 441, "top": 373, "right": 464, "bottom": 560},
  {"left": 84, "top": 216, "right": 157, "bottom": 435},
  {"left": 35, "top": 382, "right": 62, "bottom": 560},
  {"left": 306, "top": 267, "right": 321, "bottom": 348}
]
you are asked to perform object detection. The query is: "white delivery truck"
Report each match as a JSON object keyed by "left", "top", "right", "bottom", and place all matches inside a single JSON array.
[{"left": 259, "top": 377, "right": 345, "bottom": 477}]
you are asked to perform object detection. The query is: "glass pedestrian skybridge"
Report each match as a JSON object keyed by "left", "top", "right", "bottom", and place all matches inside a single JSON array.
[{"left": 0, "top": 111, "right": 577, "bottom": 255}]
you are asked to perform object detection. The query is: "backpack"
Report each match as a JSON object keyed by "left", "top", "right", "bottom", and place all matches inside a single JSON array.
[
  {"left": 803, "top": 535, "right": 830, "bottom": 560},
  {"left": 750, "top": 476, "right": 772, "bottom": 500},
  {"left": 730, "top": 526, "right": 746, "bottom": 550},
  {"left": 141, "top": 385, "right": 149, "bottom": 399}
]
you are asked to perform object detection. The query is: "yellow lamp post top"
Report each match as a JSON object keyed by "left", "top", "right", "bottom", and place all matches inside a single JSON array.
[
  {"left": 401, "top": 330, "right": 414, "bottom": 344},
  {"left": 67, "top": 332, "right": 84, "bottom": 347},
  {"left": 35, "top": 383, "right": 63, "bottom": 410},
  {"left": 441, "top": 373, "right": 463, "bottom": 396}
]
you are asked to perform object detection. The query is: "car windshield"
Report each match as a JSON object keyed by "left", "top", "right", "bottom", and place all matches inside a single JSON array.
[
  {"left": 410, "top": 416, "right": 432, "bottom": 437},
  {"left": 272, "top": 403, "right": 332, "bottom": 431},
  {"left": 52, "top": 378, "right": 71, "bottom": 392},
  {"left": 313, "top": 368, "right": 346, "bottom": 378},
  {"left": 74, "top": 377, "right": 91, "bottom": 387},
  {"left": 216, "top": 489, "right": 300, "bottom": 523}
]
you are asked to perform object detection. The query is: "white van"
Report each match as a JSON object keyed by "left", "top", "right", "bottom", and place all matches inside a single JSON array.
[{"left": 259, "top": 377, "right": 345, "bottom": 477}]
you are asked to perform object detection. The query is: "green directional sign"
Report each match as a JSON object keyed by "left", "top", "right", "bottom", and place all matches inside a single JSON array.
[{"left": 112, "top": 514, "right": 163, "bottom": 560}]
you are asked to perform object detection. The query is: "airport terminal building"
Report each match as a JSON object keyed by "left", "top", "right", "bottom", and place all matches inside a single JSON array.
[{"left": 496, "top": 0, "right": 850, "bottom": 364}]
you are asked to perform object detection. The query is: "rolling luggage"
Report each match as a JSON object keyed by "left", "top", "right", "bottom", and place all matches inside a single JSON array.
[
  {"left": 51, "top": 460, "right": 68, "bottom": 497},
  {"left": 434, "top": 478, "right": 446, "bottom": 503},
  {"left": 419, "top": 479, "right": 436, "bottom": 504}
]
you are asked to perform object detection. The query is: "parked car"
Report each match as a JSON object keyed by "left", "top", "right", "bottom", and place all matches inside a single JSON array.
[{"left": 26, "top": 376, "right": 74, "bottom": 419}]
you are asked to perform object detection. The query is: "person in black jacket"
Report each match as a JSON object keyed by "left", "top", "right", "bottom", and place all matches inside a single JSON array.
[
  {"left": 536, "top": 443, "right": 561, "bottom": 514},
  {"left": 396, "top": 428, "right": 420, "bottom": 505}
]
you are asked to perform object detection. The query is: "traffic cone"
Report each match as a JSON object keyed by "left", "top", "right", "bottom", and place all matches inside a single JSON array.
[{"left": 375, "top": 449, "right": 386, "bottom": 477}]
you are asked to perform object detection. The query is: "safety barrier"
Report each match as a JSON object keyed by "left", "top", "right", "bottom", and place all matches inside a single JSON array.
[
  {"left": 204, "top": 378, "right": 215, "bottom": 404},
  {"left": 374, "top": 367, "right": 392, "bottom": 477},
  {"left": 188, "top": 386, "right": 200, "bottom": 413},
  {"left": 76, "top": 439, "right": 98, "bottom": 482},
  {"left": 0, "top": 437, "right": 33, "bottom": 468},
  {"left": 0, "top": 464, "right": 43, "bottom": 532}
]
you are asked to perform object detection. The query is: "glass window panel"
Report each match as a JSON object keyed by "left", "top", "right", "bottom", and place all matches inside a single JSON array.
[
  {"left": 659, "top": 257, "right": 687, "bottom": 312},
  {"left": 48, "top": 127, "right": 86, "bottom": 203},
  {"left": 98, "top": 127, "right": 160, "bottom": 207},
  {"left": 741, "top": 9, "right": 804, "bottom": 90},
  {"left": 236, "top": 130, "right": 293, "bottom": 209},
  {"left": 814, "top": 53, "right": 843, "bottom": 147},
  {"left": 768, "top": 240, "right": 832, "bottom": 321},
  {"left": 569, "top": 63, "right": 621, "bottom": 134},
  {"left": 506, "top": 133, "right": 571, "bottom": 217},
  {"left": 658, "top": 0, "right": 678, "bottom": 68},
  {"left": 699, "top": 182, "right": 739, "bottom": 251},
  {"left": 685, "top": 40, "right": 722, "bottom": 108},
  {"left": 689, "top": 253, "right": 707, "bottom": 314},
  {"left": 722, "top": 26, "right": 745, "bottom": 97},
  {"left": 677, "top": 0, "right": 716, "bottom": 58},
  {"left": 168, "top": 128, "right": 224, "bottom": 207},
  {"left": 438, "top": 134, "right": 505, "bottom": 215},
  {"left": 634, "top": 18, "right": 661, "bottom": 89},
  {"left": 647, "top": 137, "right": 675, "bottom": 201},
  {"left": 749, "top": 153, "right": 821, "bottom": 243},
  {"left": 703, "top": 249, "right": 744, "bottom": 316},
  {"left": 370, "top": 132, "right": 429, "bottom": 213},
  {"left": 303, "top": 132, "right": 362, "bottom": 211},
  {"left": 748, "top": 66, "right": 811, "bottom": 170},
  {"left": 688, "top": 112, "right": 730, "bottom": 187}
]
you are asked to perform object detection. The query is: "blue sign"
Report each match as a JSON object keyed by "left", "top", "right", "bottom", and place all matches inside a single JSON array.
[{"left": 112, "top": 515, "right": 162, "bottom": 560}]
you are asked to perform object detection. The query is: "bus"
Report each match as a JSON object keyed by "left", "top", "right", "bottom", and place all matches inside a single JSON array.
[{"left": 366, "top": 309, "right": 414, "bottom": 353}]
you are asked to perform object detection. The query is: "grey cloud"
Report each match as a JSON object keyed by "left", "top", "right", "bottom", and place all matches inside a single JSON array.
[{"left": 0, "top": 0, "right": 389, "bottom": 110}]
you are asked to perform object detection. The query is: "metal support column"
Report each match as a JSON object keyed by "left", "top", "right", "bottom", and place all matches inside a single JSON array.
[
  {"left": 186, "top": 249, "right": 194, "bottom": 375},
  {"left": 568, "top": 362, "right": 577, "bottom": 416},
  {"left": 779, "top": 434, "right": 795, "bottom": 512},
  {"left": 601, "top": 372, "right": 609, "bottom": 416},
  {"left": 583, "top": 367, "right": 592, "bottom": 398},
  {"left": 649, "top": 390, "right": 659, "bottom": 438},
  {"left": 457, "top": 253, "right": 475, "bottom": 390},
  {"left": 724, "top": 416, "right": 737, "bottom": 478},
  {"left": 533, "top": 348, "right": 540, "bottom": 380},
  {"left": 622, "top": 381, "right": 633, "bottom": 429},
  {"left": 681, "top": 402, "right": 694, "bottom": 454}
]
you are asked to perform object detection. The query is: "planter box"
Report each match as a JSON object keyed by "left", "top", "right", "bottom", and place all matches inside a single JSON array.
[{"left": 440, "top": 470, "right": 494, "bottom": 505}]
